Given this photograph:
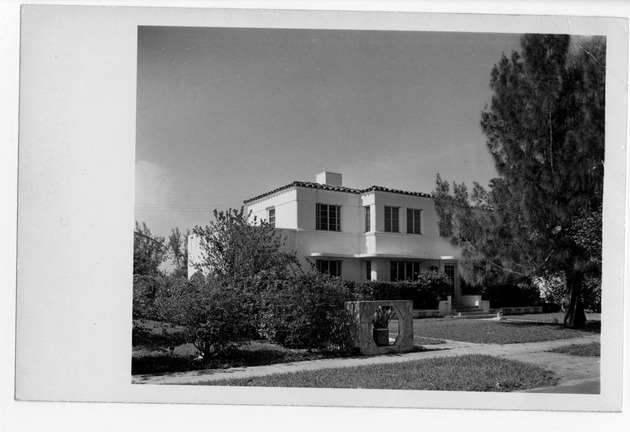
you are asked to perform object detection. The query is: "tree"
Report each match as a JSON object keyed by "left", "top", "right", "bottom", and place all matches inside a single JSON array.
[
  {"left": 167, "top": 227, "right": 190, "bottom": 278},
  {"left": 133, "top": 221, "right": 168, "bottom": 275},
  {"left": 192, "top": 207, "right": 300, "bottom": 283},
  {"left": 433, "top": 35, "right": 605, "bottom": 328}
]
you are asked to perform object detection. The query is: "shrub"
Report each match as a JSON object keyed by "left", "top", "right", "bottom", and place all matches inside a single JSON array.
[
  {"left": 159, "top": 278, "right": 255, "bottom": 358},
  {"left": 481, "top": 283, "right": 541, "bottom": 308},
  {"left": 348, "top": 270, "right": 451, "bottom": 309},
  {"left": 261, "top": 272, "right": 354, "bottom": 352},
  {"left": 133, "top": 274, "right": 166, "bottom": 320},
  {"left": 534, "top": 274, "right": 601, "bottom": 313},
  {"left": 581, "top": 276, "right": 601, "bottom": 313}
]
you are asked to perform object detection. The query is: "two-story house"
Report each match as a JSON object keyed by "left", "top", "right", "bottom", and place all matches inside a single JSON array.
[{"left": 235, "top": 171, "right": 463, "bottom": 300}]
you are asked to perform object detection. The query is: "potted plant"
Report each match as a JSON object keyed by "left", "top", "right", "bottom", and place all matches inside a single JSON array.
[{"left": 371, "top": 306, "right": 395, "bottom": 347}]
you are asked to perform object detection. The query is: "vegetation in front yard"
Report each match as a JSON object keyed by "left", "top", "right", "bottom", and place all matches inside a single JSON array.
[
  {"left": 196, "top": 354, "right": 558, "bottom": 391},
  {"left": 343, "top": 272, "right": 453, "bottom": 309},
  {"left": 260, "top": 271, "right": 355, "bottom": 352},
  {"left": 415, "top": 318, "right": 599, "bottom": 345},
  {"left": 133, "top": 339, "right": 343, "bottom": 375},
  {"left": 549, "top": 342, "right": 600, "bottom": 357}
]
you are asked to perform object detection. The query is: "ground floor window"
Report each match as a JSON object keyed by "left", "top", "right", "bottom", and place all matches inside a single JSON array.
[
  {"left": 365, "top": 260, "right": 372, "bottom": 280},
  {"left": 316, "top": 259, "right": 342, "bottom": 277},
  {"left": 390, "top": 260, "right": 421, "bottom": 281}
]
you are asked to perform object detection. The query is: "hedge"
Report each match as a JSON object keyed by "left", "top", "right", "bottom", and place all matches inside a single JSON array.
[{"left": 345, "top": 270, "right": 452, "bottom": 309}]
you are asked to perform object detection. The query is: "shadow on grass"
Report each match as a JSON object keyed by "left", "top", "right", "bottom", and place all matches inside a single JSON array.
[{"left": 133, "top": 341, "right": 360, "bottom": 376}]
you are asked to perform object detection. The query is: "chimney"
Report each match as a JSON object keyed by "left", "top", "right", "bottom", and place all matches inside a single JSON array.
[{"left": 316, "top": 171, "right": 342, "bottom": 186}]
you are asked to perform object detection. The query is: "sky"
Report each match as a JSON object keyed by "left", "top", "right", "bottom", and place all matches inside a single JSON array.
[{"left": 135, "top": 26, "right": 523, "bottom": 238}]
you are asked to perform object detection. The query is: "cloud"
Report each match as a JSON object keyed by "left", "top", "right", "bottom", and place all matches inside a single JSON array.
[{"left": 135, "top": 160, "right": 176, "bottom": 207}]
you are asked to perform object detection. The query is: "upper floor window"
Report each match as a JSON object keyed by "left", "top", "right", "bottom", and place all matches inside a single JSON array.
[
  {"left": 316, "top": 203, "right": 341, "bottom": 231},
  {"left": 316, "top": 259, "right": 342, "bottom": 277},
  {"left": 384, "top": 206, "right": 399, "bottom": 232},
  {"left": 364, "top": 206, "right": 371, "bottom": 232},
  {"left": 407, "top": 208, "right": 422, "bottom": 234},
  {"left": 268, "top": 208, "right": 276, "bottom": 228}
]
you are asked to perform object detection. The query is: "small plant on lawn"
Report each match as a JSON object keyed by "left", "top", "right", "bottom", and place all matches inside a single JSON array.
[
  {"left": 261, "top": 271, "right": 354, "bottom": 353},
  {"left": 371, "top": 306, "right": 395, "bottom": 329}
]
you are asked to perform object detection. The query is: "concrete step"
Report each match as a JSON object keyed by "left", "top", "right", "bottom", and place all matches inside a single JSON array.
[
  {"left": 451, "top": 313, "right": 496, "bottom": 320},
  {"left": 452, "top": 307, "right": 486, "bottom": 313}
]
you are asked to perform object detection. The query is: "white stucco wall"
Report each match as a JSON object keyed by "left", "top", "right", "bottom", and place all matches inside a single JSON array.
[
  {"left": 247, "top": 188, "right": 298, "bottom": 229},
  {"left": 215, "top": 182, "right": 463, "bottom": 284}
]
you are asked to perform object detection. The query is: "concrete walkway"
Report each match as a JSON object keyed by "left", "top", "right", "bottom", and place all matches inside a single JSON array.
[{"left": 133, "top": 333, "right": 600, "bottom": 393}]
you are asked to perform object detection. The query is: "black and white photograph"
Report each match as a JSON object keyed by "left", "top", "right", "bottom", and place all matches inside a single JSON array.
[
  {"left": 7, "top": 2, "right": 629, "bottom": 431},
  {"left": 132, "top": 26, "right": 605, "bottom": 392}
]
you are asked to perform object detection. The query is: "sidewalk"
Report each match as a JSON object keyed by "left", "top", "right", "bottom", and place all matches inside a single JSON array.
[{"left": 133, "top": 333, "right": 600, "bottom": 393}]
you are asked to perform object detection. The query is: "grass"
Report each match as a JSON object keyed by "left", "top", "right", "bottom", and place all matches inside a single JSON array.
[
  {"left": 414, "top": 317, "right": 599, "bottom": 345},
  {"left": 505, "top": 312, "right": 601, "bottom": 324},
  {"left": 195, "top": 354, "right": 559, "bottom": 392},
  {"left": 133, "top": 315, "right": 599, "bottom": 375},
  {"left": 549, "top": 342, "right": 600, "bottom": 357}
]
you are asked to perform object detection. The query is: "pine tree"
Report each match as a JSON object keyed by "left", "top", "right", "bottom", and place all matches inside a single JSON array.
[{"left": 434, "top": 35, "right": 605, "bottom": 328}]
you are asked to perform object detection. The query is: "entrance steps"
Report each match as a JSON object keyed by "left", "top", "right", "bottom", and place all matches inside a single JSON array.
[{"left": 451, "top": 303, "right": 495, "bottom": 320}]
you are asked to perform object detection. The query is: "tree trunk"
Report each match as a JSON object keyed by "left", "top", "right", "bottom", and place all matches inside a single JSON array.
[{"left": 564, "top": 269, "right": 587, "bottom": 328}]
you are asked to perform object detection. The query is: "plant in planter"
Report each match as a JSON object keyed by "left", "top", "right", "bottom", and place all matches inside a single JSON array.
[{"left": 371, "top": 306, "right": 395, "bottom": 347}]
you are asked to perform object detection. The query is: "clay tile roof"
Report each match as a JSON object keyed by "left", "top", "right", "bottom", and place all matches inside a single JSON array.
[{"left": 243, "top": 181, "right": 431, "bottom": 204}]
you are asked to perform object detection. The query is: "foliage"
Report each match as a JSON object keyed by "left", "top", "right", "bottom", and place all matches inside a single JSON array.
[
  {"left": 480, "top": 282, "right": 541, "bottom": 308},
  {"left": 192, "top": 207, "right": 300, "bottom": 283},
  {"left": 581, "top": 275, "right": 601, "bottom": 313},
  {"left": 133, "top": 274, "right": 164, "bottom": 320},
  {"left": 433, "top": 35, "right": 605, "bottom": 328},
  {"left": 167, "top": 227, "right": 190, "bottom": 277},
  {"left": 133, "top": 221, "right": 168, "bottom": 275},
  {"left": 347, "top": 270, "right": 452, "bottom": 309},
  {"left": 260, "top": 271, "right": 354, "bottom": 352},
  {"left": 371, "top": 306, "right": 395, "bottom": 329},
  {"left": 158, "top": 277, "right": 255, "bottom": 358}
]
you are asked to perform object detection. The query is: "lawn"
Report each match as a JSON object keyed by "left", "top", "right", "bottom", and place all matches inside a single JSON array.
[
  {"left": 414, "top": 317, "right": 599, "bottom": 345},
  {"left": 504, "top": 312, "right": 601, "bottom": 324},
  {"left": 549, "top": 342, "right": 600, "bottom": 357},
  {"left": 196, "top": 354, "right": 559, "bottom": 392},
  {"left": 134, "top": 316, "right": 599, "bottom": 375}
]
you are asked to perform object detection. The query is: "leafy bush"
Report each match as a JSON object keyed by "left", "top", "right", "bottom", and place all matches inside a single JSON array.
[
  {"left": 581, "top": 276, "right": 601, "bottom": 313},
  {"left": 159, "top": 278, "right": 255, "bottom": 358},
  {"left": 534, "top": 274, "right": 601, "bottom": 313},
  {"left": 347, "top": 270, "right": 452, "bottom": 309},
  {"left": 133, "top": 274, "right": 167, "bottom": 320},
  {"left": 261, "top": 272, "right": 354, "bottom": 352}
]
